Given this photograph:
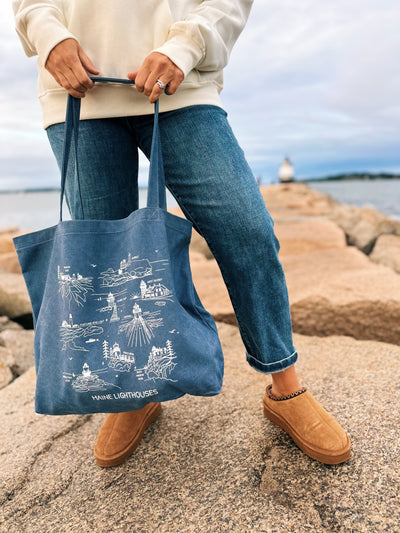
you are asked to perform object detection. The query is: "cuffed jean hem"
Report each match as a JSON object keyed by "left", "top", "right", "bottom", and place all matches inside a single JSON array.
[{"left": 246, "top": 349, "right": 298, "bottom": 375}]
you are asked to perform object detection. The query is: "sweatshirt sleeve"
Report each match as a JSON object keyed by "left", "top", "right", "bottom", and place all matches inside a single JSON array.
[
  {"left": 12, "top": 0, "right": 77, "bottom": 65},
  {"left": 153, "top": 0, "right": 254, "bottom": 77}
]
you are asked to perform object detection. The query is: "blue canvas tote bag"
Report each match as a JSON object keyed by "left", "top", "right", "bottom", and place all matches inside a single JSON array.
[{"left": 13, "top": 78, "right": 224, "bottom": 415}]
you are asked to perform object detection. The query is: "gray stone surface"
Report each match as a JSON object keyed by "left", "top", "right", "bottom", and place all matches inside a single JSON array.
[
  {"left": 1, "top": 324, "right": 399, "bottom": 532},
  {"left": 0, "top": 272, "right": 32, "bottom": 318},
  {"left": 0, "top": 329, "right": 34, "bottom": 375}
]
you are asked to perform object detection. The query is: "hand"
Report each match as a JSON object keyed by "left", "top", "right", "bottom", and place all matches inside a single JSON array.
[
  {"left": 45, "top": 38, "right": 100, "bottom": 98},
  {"left": 128, "top": 52, "right": 184, "bottom": 103}
]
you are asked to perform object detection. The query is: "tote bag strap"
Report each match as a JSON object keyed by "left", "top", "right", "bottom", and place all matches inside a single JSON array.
[{"left": 60, "top": 76, "right": 167, "bottom": 221}]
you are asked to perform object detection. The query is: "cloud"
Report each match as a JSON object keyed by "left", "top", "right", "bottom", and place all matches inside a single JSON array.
[{"left": 223, "top": 0, "right": 400, "bottom": 178}]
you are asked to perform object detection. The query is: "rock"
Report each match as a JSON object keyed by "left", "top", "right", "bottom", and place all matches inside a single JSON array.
[
  {"left": 0, "top": 316, "right": 23, "bottom": 332},
  {"left": 190, "top": 235, "right": 400, "bottom": 345},
  {"left": 330, "top": 205, "right": 400, "bottom": 254},
  {"left": 261, "top": 182, "right": 338, "bottom": 218},
  {"left": 328, "top": 203, "right": 362, "bottom": 234},
  {"left": 0, "top": 325, "right": 399, "bottom": 532},
  {"left": 0, "top": 272, "right": 32, "bottom": 319},
  {"left": 0, "top": 226, "right": 19, "bottom": 236},
  {"left": 0, "top": 346, "right": 16, "bottom": 389},
  {"left": 0, "top": 252, "right": 22, "bottom": 274},
  {"left": 0, "top": 365, "right": 13, "bottom": 390},
  {"left": 190, "top": 229, "right": 214, "bottom": 260},
  {"left": 274, "top": 218, "right": 346, "bottom": 256},
  {"left": 0, "top": 235, "right": 17, "bottom": 254},
  {"left": 0, "top": 329, "right": 34, "bottom": 375},
  {"left": 282, "top": 247, "right": 400, "bottom": 344},
  {"left": 369, "top": 234, "right": 400, "bottom": 274}
]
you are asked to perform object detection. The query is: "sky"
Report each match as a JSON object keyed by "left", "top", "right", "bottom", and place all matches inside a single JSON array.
[{"left": 0, "top": 0, "right": 399, "bottom": 190}]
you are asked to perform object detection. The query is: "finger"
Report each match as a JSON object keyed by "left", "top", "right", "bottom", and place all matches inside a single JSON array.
[
  {"left": 59, "top": 52, "right": 96, "bottom": 94},
  {"left": 165, "top": 69, "right": 184, "bottom": 96},
  {"left": 57, "top": 72, "right": 86, "bottom": 98},
  {"left": 78, "top": 47, "right": 100, "bottom": 76},
  {"left": 127, "top": 70, "right": 138, "bottom": 81},
  {"left": 149, "top": 82, "right": 164, "bottom": 103},
  {"left": 68, "top": 55, "right": 96, "bottom": 91},
  {"left": 143, "top": 70, "right": 164, "bottom": 96},
  {"left": 134, "top": 66, "right": 150, "bottom": 93},
  {"left": 62, "top": 64, "right": 88, "bottom": 95}
]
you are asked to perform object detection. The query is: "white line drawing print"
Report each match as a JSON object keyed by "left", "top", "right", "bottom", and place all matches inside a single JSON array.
[
  {"left": 135, "top": 279, "right": 173, "bottom": 302},
  {"left": 60, "top": 314, "right": 104, "bottom": 351},
  {"left": 151, "top": 259, "right": 169, "bottom": 273},
  {"left": 143, "top": 340, "right": 177, "bottom": 382},
  {"left": 107, "top": 292, "right": 120, "bottom": 322},
  {"left": 103, "top": 340, "right": 135, "bottom": 372},
  {"left": 94, "top": 289, "right": 126, "bottom": 315},
  {"left": 119, "top": 303, "right": 163, "bottom": 347},
  {"left": 63, "top": 362, "right": 121, "bottom": 393},
  {"left": 58, "top": 266, "right": 94, "bottom": 307},
  {"left": 99, "top": 253, "right": 153, "bottom": 287}
]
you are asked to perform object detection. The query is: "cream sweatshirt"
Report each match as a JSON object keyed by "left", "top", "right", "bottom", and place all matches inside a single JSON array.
[{"left": 12, "top": 0, "right": 253, "bottom": 128}]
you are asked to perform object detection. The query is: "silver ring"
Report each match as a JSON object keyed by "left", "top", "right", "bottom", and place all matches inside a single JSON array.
[{"left": 156, "top": 79, "right": 167, "bottom": 90}]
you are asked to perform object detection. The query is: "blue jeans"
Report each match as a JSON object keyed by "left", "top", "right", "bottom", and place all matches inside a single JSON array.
[{"left": 47, "top": 105, "right": 297, "bottom": 374}]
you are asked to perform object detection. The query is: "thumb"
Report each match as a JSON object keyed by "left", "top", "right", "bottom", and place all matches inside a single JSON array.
[
  {"left": 127, "top": 70, "right": 138, "bottom": 80},
  {"left": 78, "top": 47, "right": 100, "bottom": 74}
]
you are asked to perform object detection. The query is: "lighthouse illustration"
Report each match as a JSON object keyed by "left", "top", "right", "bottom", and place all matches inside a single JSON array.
[
  {"left": 65, "top": 362, "right": 115, "bottom": 392},
  {"left": 140, "top": 279, "right": 172, "bottom": 300},
  {"left": 103, "top": 340, "right": 135, "bottom": 372},
  {"left": 82, "top": 362, "right": 91, "bottom": 377},
  {"left": 144, "top": 340, "right": 177, "bottom": 381},
  {"left": 107, "top": 292, "right": 120, "bottom": 322}
]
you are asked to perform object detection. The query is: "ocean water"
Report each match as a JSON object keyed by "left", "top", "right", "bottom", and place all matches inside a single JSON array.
[
  {"left": 0, "top": 179, "right": 398, "bottom": 231},
  {"left": 0, "top": 188, "right": 177, "bottom": 231},
  {"left": 309, "top": 178, "right": 400, "bottom": 221}
]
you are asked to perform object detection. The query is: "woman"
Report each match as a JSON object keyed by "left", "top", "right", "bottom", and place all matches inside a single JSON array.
[{"left": 12, "top": 0, "right": 350, "bottom": 467}]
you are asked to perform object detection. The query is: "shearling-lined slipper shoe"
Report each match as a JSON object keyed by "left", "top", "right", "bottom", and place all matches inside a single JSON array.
[
  {"left": 263, "top": 385, "right": 350, "bottom": 464},
  {"left": 94, "top": 402, "right": 162, "bottom": 467}
]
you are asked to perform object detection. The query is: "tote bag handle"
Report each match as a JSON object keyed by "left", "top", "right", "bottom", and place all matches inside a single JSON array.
[{"left": 60, "top": 76, "right": 167, "bottom": 221}]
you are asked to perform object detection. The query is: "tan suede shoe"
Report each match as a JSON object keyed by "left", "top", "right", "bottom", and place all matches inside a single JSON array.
[
  {"left": 263, "top": 386, "right": 350, "bottom": 464},
  {"left": 94, "top": 402, "right": 162, "bottom": 467}
]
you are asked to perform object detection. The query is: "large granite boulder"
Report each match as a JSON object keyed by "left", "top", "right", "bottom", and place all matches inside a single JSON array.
[
  {"left": 330, "top": 205, "right": 400, "bottom": 254},
  {"left": 190, "top": 226, "right": 400, "bottom": 345},
  {"left": 274, "top": 218, "right": 346, "bottom": 255},
  {"left": 282, "top": 247, "right": 400, "bottom": 345},
  {"left": 369, "top": 233, "right": 400, "bottom": 273},
  {"left": 261, "top": 182, "right": 338, "bottom": 217},
  {"left": 0, "top": 234, "right": 18, "bottom": 254},
  {"left": 0, "top": 346, "right": 15, "bottom": 389},
  {"left": 0, "top": 272, "right": 32, "bottom": 319},
  {"left": 0, "top": 329, "right": 34, "bottom": 375},
  {"left": 0, "top": 316, "right": 23, "bottom": 332},
  {"left": 0, "top": 252, "right": 22, "bottom": 274},
  {"left": 0, "top": 325, "right": 399, "bottom": 532}
]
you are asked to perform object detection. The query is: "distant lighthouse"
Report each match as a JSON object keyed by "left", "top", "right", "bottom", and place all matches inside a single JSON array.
[{"left": 278, "top": 156, "right": 295, "bottom": 183}]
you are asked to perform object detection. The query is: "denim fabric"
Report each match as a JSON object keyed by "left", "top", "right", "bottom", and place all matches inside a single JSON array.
[{"left": 47, "top": 105, "right": 297, "bottom": 374}]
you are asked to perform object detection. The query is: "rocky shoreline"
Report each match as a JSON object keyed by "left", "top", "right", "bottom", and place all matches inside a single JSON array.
[{"left": 0, "top": 183, "right": 399, "bottom": 532}]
